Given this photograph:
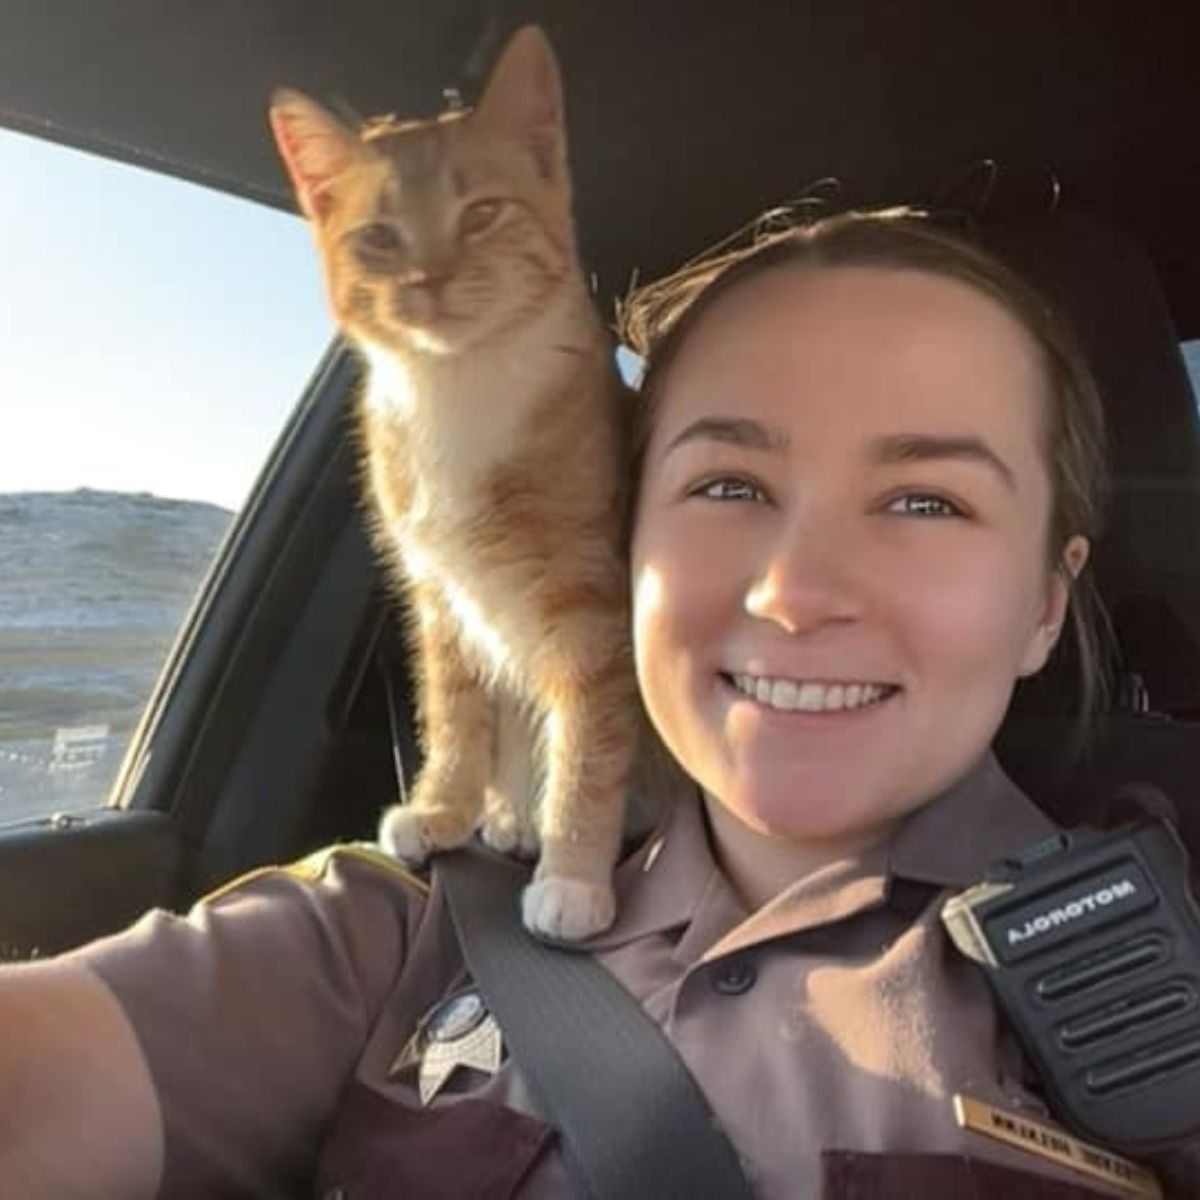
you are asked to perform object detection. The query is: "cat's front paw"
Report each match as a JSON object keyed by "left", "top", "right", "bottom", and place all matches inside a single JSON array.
[
  {"left": 521, "top": 876, "right": 616, "bottom": 942},
  {"left": 378, "top": 803, "right": 476, "bottom": 864},
  {"left": 378, "top": 805, "right": 431, "bottom": 865}
]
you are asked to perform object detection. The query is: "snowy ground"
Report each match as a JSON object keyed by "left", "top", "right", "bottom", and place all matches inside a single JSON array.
[{"left": 0, "top": 489, "right": 231, "bottom": 824}]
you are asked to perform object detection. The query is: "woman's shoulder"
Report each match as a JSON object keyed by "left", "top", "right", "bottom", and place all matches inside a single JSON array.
[
  {"left": 72, "top": 840, "right": 433, "bottom": 1048},
  {"left": 52, "top": 842, "right": 438, "bottom": 1194},
  {"left": 199, "top": 839, "right": 432, "bottom": 909}
]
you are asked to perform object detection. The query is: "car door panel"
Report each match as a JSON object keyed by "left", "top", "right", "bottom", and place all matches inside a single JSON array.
[{"left": 0, "top": 810, "right": 180, "bottom": 958}]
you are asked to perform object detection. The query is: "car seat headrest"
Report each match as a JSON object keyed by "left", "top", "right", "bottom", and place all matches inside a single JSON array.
[
  {"left": 986, "top": 215, "right": 1200, "bottom": 481},
  {"left": 984, "top": 215, "right": 1200, "bottom": 719}
]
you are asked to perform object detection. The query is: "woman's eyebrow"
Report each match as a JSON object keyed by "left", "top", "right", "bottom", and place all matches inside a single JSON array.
[
  {"left": 664, "top": 416, "right": 789, "bottom": 456},
  {"left": 872, "top": 432, "right": 1017, "bottom": 491}
]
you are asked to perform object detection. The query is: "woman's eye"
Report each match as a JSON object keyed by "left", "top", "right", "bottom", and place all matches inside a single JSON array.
[
  {"left": 887, "top": 493, "right": 963, "bottom": 518},
  {"left": 356, "top": 223, "right": 403, "bottom": 254},
  {"left": 459, "top": 199, "right": 504, "bottom": 237},
  {"left": 691, "top": 477, "right": 764, "bottom": 503}
]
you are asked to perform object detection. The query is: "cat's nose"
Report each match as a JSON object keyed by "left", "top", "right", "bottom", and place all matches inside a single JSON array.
[
  {"left": 402, "top": 256, "right": 452, "bottom": 286},
  {"left": 403, "top": 264, "right": 451, "bottom": 294},
  {"left": 396, "top": 278, "right": 447, "bottom": 324}
]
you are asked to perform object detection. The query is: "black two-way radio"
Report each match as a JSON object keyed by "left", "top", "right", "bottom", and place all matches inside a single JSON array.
[{"left": 942, "top": 819, "right": 1200, "bottom": 1154}]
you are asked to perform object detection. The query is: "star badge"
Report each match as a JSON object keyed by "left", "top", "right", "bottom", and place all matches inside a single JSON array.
[{"left": 390, "top": 990, "right": 504, "bottom": 1105}]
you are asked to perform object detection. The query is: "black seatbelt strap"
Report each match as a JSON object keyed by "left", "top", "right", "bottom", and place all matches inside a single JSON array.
[{"left": 436, "top": 849, "right": 757, "bottom": 1200}]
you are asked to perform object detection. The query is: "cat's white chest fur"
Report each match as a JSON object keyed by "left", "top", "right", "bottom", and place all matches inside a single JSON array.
[
  {"left": 363, "top": 348, "right": 528, "bottom": 490},
  {"left": 363, "top": 301, "right": 578, "bottom": 491},
  {"left": 363, "top": 303, "right": 588, "bottom": 681}
]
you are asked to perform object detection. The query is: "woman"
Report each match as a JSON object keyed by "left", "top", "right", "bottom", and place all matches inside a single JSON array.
[{"left": 4, "top": 210, "right": 1183, "bottom": 1198}]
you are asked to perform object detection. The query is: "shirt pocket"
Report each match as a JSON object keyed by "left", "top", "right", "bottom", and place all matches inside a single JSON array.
[
  {"left": 821, "top": 1151, "right": 1129, "bottom": 1199},
  {"left": 314, "top": 1082, "right": 555, "bottom": 1200}
]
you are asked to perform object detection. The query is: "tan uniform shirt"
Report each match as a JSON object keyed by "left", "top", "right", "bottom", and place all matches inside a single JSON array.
[{"left": 59, "top": 753, "right": 1195, "bottom": 1197}]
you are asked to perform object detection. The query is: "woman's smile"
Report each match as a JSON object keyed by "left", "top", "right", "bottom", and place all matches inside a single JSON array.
[{"left": 720, "top": 673, "right": 901, "bottom": 713}]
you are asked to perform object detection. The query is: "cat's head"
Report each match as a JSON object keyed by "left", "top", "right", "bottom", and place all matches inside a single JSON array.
[{"left": 270, "top": 27, "right": 578, "bottom": 357}]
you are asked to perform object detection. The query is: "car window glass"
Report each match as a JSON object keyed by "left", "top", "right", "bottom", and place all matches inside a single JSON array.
[
  {"left": 1184, "top": 339, "right": 1200, "bottom": 405},
  {"left": 0, "top": 130, "right": 332, "bottom": 826}
]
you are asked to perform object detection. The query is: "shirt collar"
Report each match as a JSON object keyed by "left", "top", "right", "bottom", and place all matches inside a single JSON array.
[
  {"left": 580, "top": 749, "right": 1056, "bottom": 959},
  {"left": 886, "top": 750, "right": 1058, "bottom": 889},
  {"left": 578, "top": 771, "right": 725, "bottom": 952},
  {"left": 702, "top": 752, "right": 1058, "bottom": 961}
]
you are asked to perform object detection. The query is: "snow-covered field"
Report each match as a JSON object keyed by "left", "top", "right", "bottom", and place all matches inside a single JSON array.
[{"left": 0, "top": 489, "right": 231, "bottom": 823}]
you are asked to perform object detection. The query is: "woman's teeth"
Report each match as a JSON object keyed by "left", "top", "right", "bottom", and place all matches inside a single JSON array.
[{"left": 729, "top": 674, "right": 896, "bottom": 713}]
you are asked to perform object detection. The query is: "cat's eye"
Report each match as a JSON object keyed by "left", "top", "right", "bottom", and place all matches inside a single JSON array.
[
  {"left": 459, "top": 199, "right": 504, "bottom": 238},
  {"left": 356, "top": 222, "right": 404, "bottom": 254}
]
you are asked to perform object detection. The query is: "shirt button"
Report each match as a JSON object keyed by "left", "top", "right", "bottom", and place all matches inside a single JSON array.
[{"left": 712, "top": 957, "right": 757, "bottom": 995}]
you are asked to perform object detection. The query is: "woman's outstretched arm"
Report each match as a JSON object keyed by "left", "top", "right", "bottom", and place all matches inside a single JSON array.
[{"left": 0, "top": 958, "right": 163, "bottom": 1198}]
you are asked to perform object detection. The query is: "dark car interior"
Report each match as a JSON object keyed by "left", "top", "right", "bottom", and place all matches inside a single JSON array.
[{"left": 1, "top": 0, "right": 1199, "bottom": 959}]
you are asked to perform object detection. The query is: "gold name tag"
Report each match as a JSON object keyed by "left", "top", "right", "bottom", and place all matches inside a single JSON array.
[{"left": 953, "top": 1094, "right": 1161, "bottom": 1198}]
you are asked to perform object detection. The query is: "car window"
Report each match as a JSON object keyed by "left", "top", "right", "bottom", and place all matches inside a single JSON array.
[
  {"left": 1184, "top": 339, "right": 1200, "bottom": 405},
  {"left": 0, "top": 129, "right": 333, "bottom": 826}
]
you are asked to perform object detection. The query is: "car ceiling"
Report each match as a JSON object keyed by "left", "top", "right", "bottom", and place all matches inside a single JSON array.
[{"left": 2, "top": 1, "right": 1200, "bottom": 336}]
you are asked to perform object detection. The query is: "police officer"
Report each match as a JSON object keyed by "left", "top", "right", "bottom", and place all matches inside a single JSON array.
[{"left": 2, "top": 212, "right": 1194, "bottom": 1198}]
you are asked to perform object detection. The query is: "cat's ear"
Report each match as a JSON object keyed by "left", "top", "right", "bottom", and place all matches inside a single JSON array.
[
  {"left": 475, "top": 26, "right": 566, "bottom": 184},
  {"left": 269, "top": 89, "right": 362, "bottom": 223}
]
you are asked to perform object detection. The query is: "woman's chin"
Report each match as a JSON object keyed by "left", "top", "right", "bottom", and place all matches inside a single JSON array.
[{"left": 722, "top": 778, "right": 884, "bottom": 846}]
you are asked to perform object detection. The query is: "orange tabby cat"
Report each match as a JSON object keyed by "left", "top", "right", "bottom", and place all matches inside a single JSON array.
[{"left": 269, "top": 27, "right": 635, "bottom": 939}]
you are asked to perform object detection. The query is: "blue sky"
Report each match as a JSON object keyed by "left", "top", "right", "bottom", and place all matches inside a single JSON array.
[{"left": 0, "top": 128, "right": 333, "bottom": 512}]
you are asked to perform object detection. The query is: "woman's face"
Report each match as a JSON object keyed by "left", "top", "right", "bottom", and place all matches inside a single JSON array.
[{"left": 631, "top": 264, "right": 1087, "bottom": 846}]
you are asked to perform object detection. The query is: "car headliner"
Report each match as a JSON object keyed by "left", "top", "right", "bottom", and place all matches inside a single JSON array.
[{"left": 2, "top": 1, "right": 1200, "bottom": 335}]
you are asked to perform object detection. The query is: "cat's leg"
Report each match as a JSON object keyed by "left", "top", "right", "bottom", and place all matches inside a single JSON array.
[
  {"left": 480, "top": 691, "right": 540, "bottom": 858},
  {"left": 522, "top": 619, "right": 637, "bottom": 941},
  {"left": 378, "top": 586, "right": 492, "bottom": 863}
]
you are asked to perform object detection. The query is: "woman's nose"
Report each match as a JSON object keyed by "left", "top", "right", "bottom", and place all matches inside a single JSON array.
[{"left": 743, "top": 520, "right": 863, "bottom": 634}]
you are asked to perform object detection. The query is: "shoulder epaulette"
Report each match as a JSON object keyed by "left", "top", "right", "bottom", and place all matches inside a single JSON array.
[{"left": 199, "top": 841, "right": 430, "bottom": 907}]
